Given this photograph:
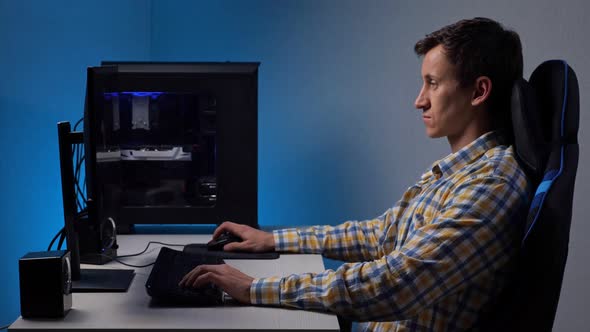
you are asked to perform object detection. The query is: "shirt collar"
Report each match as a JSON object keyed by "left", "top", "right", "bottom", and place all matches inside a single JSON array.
[{"left": 432, "top": 131, "right": 504, "bottom": 179}]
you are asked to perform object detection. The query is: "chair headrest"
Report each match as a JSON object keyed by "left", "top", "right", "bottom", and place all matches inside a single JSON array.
[
  {"left": 511, "top": 60, "right": 579, "bottom": 182},
  {"left": 511, "top": 78, "right": 545, "bottom": 181},
  {"left": 529, "top": 60, "right": 579, "bottom": 144}
]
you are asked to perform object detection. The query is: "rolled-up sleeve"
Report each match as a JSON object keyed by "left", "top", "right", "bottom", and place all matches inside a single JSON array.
[
  {"left": 272, "top": 210, "right": 391, "bottom": 262},
  {"left": 254, "top": 175, "right": 528, "bottom": 321}
]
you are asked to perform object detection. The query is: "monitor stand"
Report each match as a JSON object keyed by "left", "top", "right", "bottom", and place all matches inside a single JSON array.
[
  {"left": 72, "top": 269, "right": 135, "bottom": 292},
  {"left": 57, "top": 122, "right": 135, "bottom": 294}
]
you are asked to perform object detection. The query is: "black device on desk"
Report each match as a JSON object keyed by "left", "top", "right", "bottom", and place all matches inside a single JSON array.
[
  {"left": 207, "top": 231, "right": 242, "bottom": 251},
  {"left": 183, "top": 231, "right": 280, "bottom": 259},
  {"left": 19, "top": 250, "right": 72, "bottom": 318},
  {"left": 146, "top": 247, "right": 224, "bottom": 306}
]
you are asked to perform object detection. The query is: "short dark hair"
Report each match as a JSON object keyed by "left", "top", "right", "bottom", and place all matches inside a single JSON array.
[{"left": 414, "top": 17, "right": 523, "bottom": 136}]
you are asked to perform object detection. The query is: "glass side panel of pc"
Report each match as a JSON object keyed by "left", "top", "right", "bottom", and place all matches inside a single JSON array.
[
  {"left": 98, "top": 91, "right": 217, "bottom": 208},
  {"left": 85, "top": 63, "right": 259, "bottom": 230}
]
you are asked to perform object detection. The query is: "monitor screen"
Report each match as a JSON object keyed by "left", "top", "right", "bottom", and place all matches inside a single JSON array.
[{"left": 84, "top": 62, "right": 259, "bottom": 232}]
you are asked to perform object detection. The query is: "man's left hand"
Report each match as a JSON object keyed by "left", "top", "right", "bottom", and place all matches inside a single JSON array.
[{"left": 179, "top": 264, "right": 254, "bottom": 304}]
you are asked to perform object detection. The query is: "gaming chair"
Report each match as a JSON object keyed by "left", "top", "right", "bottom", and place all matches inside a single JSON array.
[{"left": 481, "top": 60, "right": 579, "bottom": 331}]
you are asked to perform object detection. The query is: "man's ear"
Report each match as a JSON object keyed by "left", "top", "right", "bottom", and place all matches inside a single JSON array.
[{"left": 471, "top": 76, "right": 492, "bottom": 107}]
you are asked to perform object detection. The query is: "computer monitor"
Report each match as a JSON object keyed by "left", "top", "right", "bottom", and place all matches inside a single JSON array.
[{"left": 84, "top": 62, "right": 259, "bottom": 233}]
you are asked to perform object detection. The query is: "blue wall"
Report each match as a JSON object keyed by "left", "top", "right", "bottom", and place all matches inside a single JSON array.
[
  {"left": 150, "top": 0, "right": 413, "bottom": 228},
  {"left": 0, "top": 0, "right": 150, "bottom": 326},
  {"left": 3, "top": 0, "right": 400, "bottom": 325},
  {"left": 0, "top": 0, "right": 430, "bottom": 324}
]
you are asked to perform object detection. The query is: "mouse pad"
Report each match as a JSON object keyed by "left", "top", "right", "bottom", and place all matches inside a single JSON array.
[{"left": 183, "top": 244, "right": 280, "bottom": 260}]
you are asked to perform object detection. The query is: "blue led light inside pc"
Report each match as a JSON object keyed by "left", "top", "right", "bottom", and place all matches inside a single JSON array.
[{"left": 104, "top": 91, "right": 164, "bottom": 99}]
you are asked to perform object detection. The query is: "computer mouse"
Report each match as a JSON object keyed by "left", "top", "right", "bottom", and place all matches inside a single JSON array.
[{"left": 207, "top": 232, "right": 242, "bottom": 251}]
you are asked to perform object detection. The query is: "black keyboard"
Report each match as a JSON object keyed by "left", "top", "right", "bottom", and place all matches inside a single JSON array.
[{"left": 146, "top": 247, "right": 224, "bottom": 306}]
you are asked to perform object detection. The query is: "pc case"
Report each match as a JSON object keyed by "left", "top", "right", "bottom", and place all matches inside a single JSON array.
[{"left": 85, "top": 62, "right": 259, "bottom": 232}]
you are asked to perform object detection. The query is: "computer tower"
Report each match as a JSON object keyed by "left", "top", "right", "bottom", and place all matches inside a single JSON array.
[{"left": 84, "top": 62, "right": 259, "bottom": 231}]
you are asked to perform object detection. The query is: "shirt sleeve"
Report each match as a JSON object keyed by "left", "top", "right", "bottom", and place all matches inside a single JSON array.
[
  {"left": 251, "top": 174, "right": 529, "bottom": 321},
  {"left": 272, "top": 208, "right": 392, "bottom": 262}
]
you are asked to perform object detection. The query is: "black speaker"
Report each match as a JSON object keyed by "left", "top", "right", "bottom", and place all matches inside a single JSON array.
[{"left": 19, "top": 250, "right": 72, "bottom": 318}]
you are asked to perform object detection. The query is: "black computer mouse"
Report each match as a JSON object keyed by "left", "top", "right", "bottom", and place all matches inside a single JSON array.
[{"left": 207, "top": 232, "right": 242, "bottom": 251}]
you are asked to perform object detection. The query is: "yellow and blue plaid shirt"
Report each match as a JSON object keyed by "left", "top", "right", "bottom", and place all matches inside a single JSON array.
[{"left": 250, "top": 131, "right": 531, "bottom": 331}]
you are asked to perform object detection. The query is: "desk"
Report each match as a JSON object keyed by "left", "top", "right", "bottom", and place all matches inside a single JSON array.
[{"left": 9, "top": 234, "right": 340, "bottom": 331}]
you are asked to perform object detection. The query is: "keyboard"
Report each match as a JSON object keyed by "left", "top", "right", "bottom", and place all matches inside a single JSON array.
[{"left": 145, "top": 247, "right": 224, "bottom": 306}]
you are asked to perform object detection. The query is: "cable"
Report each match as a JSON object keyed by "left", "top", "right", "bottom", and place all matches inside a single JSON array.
[
  {"left": 74, "top": 144, "right": 81, "bottom": 185},
  {"left": 73, "top": 117, "right": 83, "bottom": 131},
  {"left": 73, "top": 147, "right": 87, "bottom": 207},
  {"left": 116, "top": 241, "right": 185, "bottom": 258},
  {"left": 74, "top": 171, "right": 87, "bottom": 204},
  {"left": 86, "top": 254, "right": 157, "bottom": 268},
  {"left": 75, "top": 155, "right": 85, "bottom": 188},
  {"left": 48, "top": 227, "right": 64, "bottom": 251},
  {"left": 48, "top": 211, "right": 87, "bottom": 251},
  {"left": 73, "top": 144, "right": 80, "bottom": 187},
  {"left": 72, "top": 143, "right": 84, "bottom": 211},
  {"left": 75, "top": 194, "right": 83, "bottom": 214},
  {"left": 91, "top": 241, "right": 187, "bottom": 268},
  {"left": 57, "top": 231, "right": 66, "bottom": 250}
]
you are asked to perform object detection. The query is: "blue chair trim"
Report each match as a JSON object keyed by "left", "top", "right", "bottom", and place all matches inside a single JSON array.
[
  {"left": 535, "top": 180, "right": 552, "bottom": 195},
  {"left": 522, "top": 60, "right": 568, "bottom": 244}
]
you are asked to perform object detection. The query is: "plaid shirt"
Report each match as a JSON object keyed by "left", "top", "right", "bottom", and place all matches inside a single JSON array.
[{"left": 250, "top": 131, "right": 530, "bottom": 331}]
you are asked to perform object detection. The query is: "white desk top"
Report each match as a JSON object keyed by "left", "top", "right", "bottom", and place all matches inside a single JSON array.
[{"left": 9, "top": 234, "right": 340, "bottom": 331}]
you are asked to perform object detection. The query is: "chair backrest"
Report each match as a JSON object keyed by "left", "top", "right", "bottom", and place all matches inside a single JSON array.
[{"left": 481, "top": 60, "right": 579, "bottom": 331}]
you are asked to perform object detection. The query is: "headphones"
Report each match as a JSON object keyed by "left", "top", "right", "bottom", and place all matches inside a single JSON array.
[{"left": 101, "top": 217, "right": 117, "bottom": 250}]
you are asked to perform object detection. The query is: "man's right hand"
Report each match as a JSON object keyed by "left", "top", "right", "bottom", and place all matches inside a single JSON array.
[{"left": 212, "top": 221, "right": 275, "bottom": 252}]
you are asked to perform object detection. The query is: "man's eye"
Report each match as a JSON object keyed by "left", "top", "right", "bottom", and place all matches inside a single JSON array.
[{"left": 428, "top": 80, "right": 437, "bottom": 86}]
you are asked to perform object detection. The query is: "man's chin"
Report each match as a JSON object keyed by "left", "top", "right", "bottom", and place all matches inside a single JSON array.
[{"left": 425, "top": 129, "right": 443, "bottom": 138}]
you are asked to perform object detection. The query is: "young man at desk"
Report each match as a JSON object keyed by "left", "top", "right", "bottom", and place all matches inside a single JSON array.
[{"left": 180, "top": 17, "right": 531, "bottom": 331}]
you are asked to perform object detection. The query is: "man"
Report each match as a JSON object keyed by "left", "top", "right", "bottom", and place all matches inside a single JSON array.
[{"left": 180, "top": 17, "right": 531, "bottom": 331}]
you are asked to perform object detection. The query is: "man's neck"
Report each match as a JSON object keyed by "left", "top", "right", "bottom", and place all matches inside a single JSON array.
[
  {"left": 447, "top": 107, "right": 493, "bottom": 153},
  {"left": 447, "top": 126, "right": 492, "bottom": 153}
]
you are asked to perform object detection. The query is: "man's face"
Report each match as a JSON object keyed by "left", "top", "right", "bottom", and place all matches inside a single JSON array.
[{"left": 414, "top": 45, "right": 475, "bottom": 139}]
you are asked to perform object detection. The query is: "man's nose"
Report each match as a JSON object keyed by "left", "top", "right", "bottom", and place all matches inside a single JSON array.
[{"left": 414, "top": 88, "right": 429, "bottom": 109}]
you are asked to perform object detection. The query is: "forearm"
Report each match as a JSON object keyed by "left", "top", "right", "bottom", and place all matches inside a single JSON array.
[
  {"left": 273, "top": 214, "right": 387, "bottom": 261},
  {"left": 250, "top": 254, "right": 434, "bottom": 322},
  {"left": 252, "top": 235, "right": 516, "bottom": 322}
]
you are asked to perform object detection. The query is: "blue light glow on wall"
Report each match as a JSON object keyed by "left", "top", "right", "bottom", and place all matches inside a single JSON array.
[
  {"left": 0, "top": 0, "right": 411, "bottom": 326},
  {"left": 0, "top": 0, "right": 151, "bottom": 326}
]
